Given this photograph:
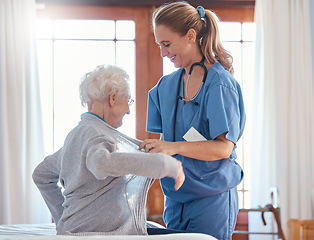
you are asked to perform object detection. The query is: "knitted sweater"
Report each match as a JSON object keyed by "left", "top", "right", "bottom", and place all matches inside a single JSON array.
[{"left": 32, "top": 113, "right": 178, "bottom": 235}]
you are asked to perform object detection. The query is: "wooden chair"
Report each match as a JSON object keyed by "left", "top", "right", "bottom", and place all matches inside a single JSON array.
[
  {"left": 233, "top": 204, "right": 286, "bottom": 240},
  {"left": 288, "top": 219, "right": 314, "bottom": 240}
]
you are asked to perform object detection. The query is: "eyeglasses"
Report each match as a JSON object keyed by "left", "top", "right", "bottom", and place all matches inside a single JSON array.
[{"left": 128, "top": 98, "right": 134, "bottom": 106}]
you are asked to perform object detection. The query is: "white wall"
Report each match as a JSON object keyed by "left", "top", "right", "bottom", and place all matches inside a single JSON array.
[{"left": 310, "top": 0, "right": 314, "bottom": 79}]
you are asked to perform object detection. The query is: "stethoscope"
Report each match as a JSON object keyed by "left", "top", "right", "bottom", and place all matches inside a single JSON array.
[{"left": 173, "top": 56, "right": 208, "bottom": 141}]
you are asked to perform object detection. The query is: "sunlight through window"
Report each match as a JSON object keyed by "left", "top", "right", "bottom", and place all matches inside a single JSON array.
[{"left": 37, "top": 19, "right": 136, "bottom": 154}]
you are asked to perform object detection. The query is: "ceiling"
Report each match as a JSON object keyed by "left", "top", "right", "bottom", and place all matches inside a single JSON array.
[{"left": 36, "top": 0, "right": 255, "bottom": 8}]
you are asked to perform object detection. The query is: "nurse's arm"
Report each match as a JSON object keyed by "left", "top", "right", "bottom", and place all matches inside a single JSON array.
[{"left": 139, "top": 133, "right": 234, "bottom": 162}]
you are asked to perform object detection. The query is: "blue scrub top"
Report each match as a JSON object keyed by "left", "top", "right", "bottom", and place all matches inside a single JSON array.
[{"left": 146, "top": 62, "right": 246, "bottom": 203}]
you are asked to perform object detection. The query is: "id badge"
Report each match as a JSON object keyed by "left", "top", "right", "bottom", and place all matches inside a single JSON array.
[{"left": 183, "top": 126, "right": 207, "bottom": 142}]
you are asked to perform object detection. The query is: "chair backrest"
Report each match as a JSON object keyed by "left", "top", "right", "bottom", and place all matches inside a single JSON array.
[{"left": 288, "top": 219, "right": 314, "bottom": 240}]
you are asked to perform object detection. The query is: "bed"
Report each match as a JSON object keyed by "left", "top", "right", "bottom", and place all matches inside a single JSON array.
[{"left": 0, "top": 223, "right": 217, "bottom": 240}]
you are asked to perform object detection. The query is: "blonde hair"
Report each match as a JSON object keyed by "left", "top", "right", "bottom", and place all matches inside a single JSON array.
[
  {"left": 79, "top": 65, "right": 130, "bottom": 107},
  {"left": 152, "top": 1, "right": 234, "bottom": 75}
]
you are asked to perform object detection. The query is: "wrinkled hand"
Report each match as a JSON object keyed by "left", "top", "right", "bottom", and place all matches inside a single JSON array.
[
  {"left": 174, "top": 160, "right": 185, "bottom": 191},
  {"left": 139, "top": 139, "right": 177, "bottom": 156}
]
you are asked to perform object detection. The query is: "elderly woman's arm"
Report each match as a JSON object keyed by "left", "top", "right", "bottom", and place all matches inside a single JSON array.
[
  {"left": 84, "top": 136, "right": 181, "bottom": 182},
  {"left": 32, "top": 149, "right": 64, "bottom": 225}
]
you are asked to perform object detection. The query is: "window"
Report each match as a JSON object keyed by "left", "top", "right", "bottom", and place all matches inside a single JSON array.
[
  {"left": 220, "top": 22, "right": 255, "bottom": 209},
  {"left": 163, "top": 22, "right": 256, "bottom": 208},
  {"left": 37, "top": 19, "right": 136, "bottom": 155}
]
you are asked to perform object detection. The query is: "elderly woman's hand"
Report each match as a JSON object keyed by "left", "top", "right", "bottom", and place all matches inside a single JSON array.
[{"left": 174, "top": 160, "right": 185, "bottom": 190}]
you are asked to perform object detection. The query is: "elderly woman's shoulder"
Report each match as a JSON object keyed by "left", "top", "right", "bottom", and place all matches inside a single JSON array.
[
  {"left": 74, "top": 118, "right": 117, "bottom": 143},
  {"left": 81, "top": 126, "right": 118, "bottom": 151}
]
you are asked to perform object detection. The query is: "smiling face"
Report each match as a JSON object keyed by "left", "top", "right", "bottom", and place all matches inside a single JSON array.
[
  {"left": 108, "top": 94, "right": 131, "bottom": 129},
  {"left": 154, "top": 24, "right": 201, "bottom": 70}
]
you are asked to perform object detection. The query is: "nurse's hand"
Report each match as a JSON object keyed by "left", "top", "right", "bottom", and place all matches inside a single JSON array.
[
  {"left": 139, "top": 139, "right": 177, "bottom": 156},
  {"left": 174, "top": 160, "right": 185, "bottom": 190}
]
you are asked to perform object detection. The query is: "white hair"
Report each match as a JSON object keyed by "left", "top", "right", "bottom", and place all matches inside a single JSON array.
[{"left": 79, "top": 65, "right": 130, "bottom": 107}]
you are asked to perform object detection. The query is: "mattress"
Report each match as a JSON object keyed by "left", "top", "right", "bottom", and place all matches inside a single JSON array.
[{"left": 0, "top": 223, "right": 217, "bottom": 240}]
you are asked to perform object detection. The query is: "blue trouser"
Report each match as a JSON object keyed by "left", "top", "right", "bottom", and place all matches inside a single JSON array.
[{"left": 163, "top": 187, "right": 239, "bottom": 240}]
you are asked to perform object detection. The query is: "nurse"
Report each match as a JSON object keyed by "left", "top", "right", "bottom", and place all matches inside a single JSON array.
[{"left": 139, "top": 2, "right": 246, "bottom": 240}]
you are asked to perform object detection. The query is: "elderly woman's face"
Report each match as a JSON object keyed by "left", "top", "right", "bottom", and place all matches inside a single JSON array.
[{"left": 110, "top": 95, "right": 131, "bottom": 129}]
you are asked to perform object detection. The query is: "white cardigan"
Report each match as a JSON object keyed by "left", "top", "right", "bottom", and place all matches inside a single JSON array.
[{"left": 32, "top": 113, "right": 178, "bottom": 236}]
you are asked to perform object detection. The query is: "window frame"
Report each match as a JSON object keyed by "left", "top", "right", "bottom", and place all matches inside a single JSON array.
[{"left": 36, "top": 4, "right": 254, "bottom": 140}]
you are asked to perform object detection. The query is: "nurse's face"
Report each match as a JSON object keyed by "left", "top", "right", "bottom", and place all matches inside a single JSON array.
[{"left": 154, "top": 24, "right": 196, "bottom": 69}]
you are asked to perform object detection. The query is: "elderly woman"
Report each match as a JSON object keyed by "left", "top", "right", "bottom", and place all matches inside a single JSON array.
[{"left": 32, "top": 65, "right": 185, "bottom": 236}]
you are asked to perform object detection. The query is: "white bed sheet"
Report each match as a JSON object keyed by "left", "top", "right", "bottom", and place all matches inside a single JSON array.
[{"left": 0, "top": 224, "right": 217, "bottom": 240}]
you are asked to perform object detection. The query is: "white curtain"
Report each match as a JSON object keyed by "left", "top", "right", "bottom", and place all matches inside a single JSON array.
[
  {"left": 250, "top": 0, "right": 314, "bottom": 238},
  {"left": 0, "top": 0, "right": 51, "bottom": 224}
]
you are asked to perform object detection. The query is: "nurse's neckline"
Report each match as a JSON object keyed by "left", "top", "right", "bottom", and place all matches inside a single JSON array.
[{"left": 183, "top": 61, "right": 214, "bottom": 75}]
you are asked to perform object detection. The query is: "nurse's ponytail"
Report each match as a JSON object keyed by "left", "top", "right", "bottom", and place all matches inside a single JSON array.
[{"left": 201, "top": 9, "right": 234, "bottom": 75}]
